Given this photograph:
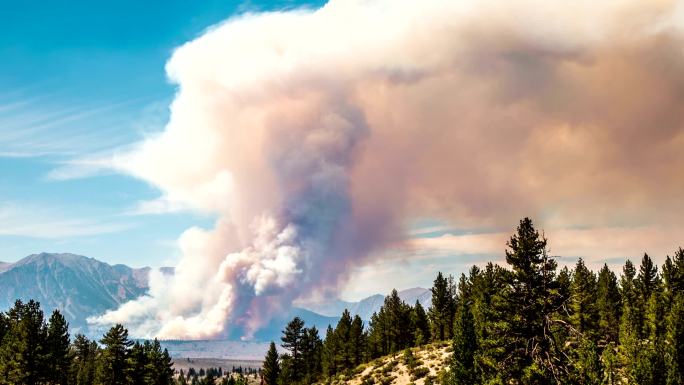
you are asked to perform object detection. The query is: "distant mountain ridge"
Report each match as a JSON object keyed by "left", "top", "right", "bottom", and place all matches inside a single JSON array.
[
  {"left": 0, "top": 253, "right": 153, "bottom": 332},
  {"left": 302, "top": 287, "right": 432, "bottom": 320},
  {"left": 0, "top": 252, "right": 431, "bottom": 341}
]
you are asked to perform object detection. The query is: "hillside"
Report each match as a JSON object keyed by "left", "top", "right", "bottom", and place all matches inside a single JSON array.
[{"left": 321, "top": 342, "right": 453, "bottom": 385}]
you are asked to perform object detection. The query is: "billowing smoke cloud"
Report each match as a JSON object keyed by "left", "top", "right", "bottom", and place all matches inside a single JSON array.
[{"left": 90, "top": 0, "right": 684, "bottom": 339}]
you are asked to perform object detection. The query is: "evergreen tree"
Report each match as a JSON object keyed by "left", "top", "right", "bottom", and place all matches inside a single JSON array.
[
  {"left": 280, "top": 317, "right": 305, "bottom": 382},
  {"left": 301, "top": 326, "right": 322, "bottom": 382},
  {"left": 45, "top": 310, "right": 71, "bottom": 385},
  {"left": 383, "top": 290, "right": 412, "bottom": 353},
  {"left": 144, "top": 339, "right": 174, "bottom": 385},
  {"left": 334, "top": 310, "right": 353, "bottom": 371},
  {"left": 128, "top": 342, "right": 147, "bottom": 385},
  {"left": 666, "top": 294, "right": 684, "bottom": 385},
  {"left": 636, "top": 253, "right": 660, "bottom": 338},
  {"left": 429, "top": 272, "right": 456, "bottom": 341},
  {"left": 72, "top": 334, "right": 98, "bottom": 385},
  {"left": 350, "top": 315, "right": 365, "bottom": 366},
  {"left": 570, "top": 339, "right": 601, "bottom": 385},
  {"left": 410, "top": 301, "right": 430, "bottom": 346},
  {"left": 0, "top": 299, "right": 47, "bottom": 385},
  {"left": 262, "top": 342, "right": 279, "bottom": 385},
  {"left": 97, "top": 324, "right": 133, "bottom": 385},
  {"left": 321, "top": 325, "right": 338, "bottom": 377},
  {"left": 448, "top": 301, "right": 477, "bottom": 385},
  {"left": 276, "top": 354, "right": 292, "bottom": 385},
  {"left": 600, "top": 342, "right": 619, "bottom": 385},
  {"left": 570, "top": 258, "right": 598, "bottom": 338},
  {"left": 496, "top": 218, "right": 563, "bottom": 383},
  {"left": 596, "top": 264, "right": 621, "bottom": 343}
]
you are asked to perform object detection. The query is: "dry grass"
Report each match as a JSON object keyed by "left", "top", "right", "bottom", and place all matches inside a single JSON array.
[{"left": 320, "top": 342, "right": 452, "bottom": 385}]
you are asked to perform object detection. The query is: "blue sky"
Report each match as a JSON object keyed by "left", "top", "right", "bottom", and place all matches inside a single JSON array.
[{"left": 0, "top": 0, "right": 323, "bottom": 266}]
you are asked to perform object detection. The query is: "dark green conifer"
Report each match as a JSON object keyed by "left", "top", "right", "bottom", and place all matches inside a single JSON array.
[
  {"left": 45, "top": 310, "right": 71, "bottom": 385},
  {"left": 97, "top": 324, "right": 133, "bottom": 385},
  {"left": 262, "top": 342, "right": 279, "bottom": 385},
  {"left": 596, "top": 264, "right": 621, "bottom": 343},
  {"left": 410, "top": 300, "right": 430, "bottom": 346},
  {"left": 449, "top": 301, "right": 477, "bottom": 385}
]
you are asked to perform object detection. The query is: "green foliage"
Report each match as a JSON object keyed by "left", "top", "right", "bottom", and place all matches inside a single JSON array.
[
  {"left": 367, "top": 290, "right": 413, "bottom": 358},
  {"left": 596, "top": 264, "right": 621, "bottom": 343},
  {"left": 448, "top": 302, "right": 477, "bottom": 385},
  {"left": 666, "top": 293, "right": 684, "bottom": 385},
  {"left": 1, "top": 217, "right": 681, "bottom": 385},
  {"left": 570, "top": 259, "right": 598, "bottom": 338},
  {"left": 72, "top": 334, "right": 98, "bottom": 385},
  {"left": 262, "top": 341, "right": 280, "bottom": 385},
  {"left": 0, "top": 299, "right": 47, "bottom": 385},
  {"left": 428, "top": 272, "right": 456, "bottom": 341},
  {"left": 45, "top": 310, "right": 71, "bottom": 385},
  {"left": 97, "top": 323, "right": 134, "bottom": 385},
  {"left": 411, "top": 301, "right": 430, "bottom": 346},
  {"left": 494, "top": 218, "right": 563, "bottom": 383}
]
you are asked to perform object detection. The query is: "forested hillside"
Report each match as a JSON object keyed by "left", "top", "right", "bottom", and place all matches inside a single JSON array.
[
  {"left": 1, "top": 218, "right": 682, "bottom": 385},
  {"left": 264, "top": 218, "right": 684, "bottom": 385}
]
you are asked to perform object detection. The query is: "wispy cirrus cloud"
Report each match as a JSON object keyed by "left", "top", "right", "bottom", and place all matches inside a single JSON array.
[
  {"left": 0, "top": 91, "right": 155, "bottom": 159},
  {"left": 0, "top": 203, "right": 132, "bottom": 239}
]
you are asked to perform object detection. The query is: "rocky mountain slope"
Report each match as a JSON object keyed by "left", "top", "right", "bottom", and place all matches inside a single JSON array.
[{"left": 0, "top": 253, "right": 152, "bottom": 332}]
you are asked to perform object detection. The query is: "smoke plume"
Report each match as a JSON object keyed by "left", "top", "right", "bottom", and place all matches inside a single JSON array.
[{"left": 90, "top": 0, "right": 684, "bottom": 339}]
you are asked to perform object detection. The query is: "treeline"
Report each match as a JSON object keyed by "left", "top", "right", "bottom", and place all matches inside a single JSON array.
[
  {"left": 264, "top": 218, "right": 684, "bottom": 385},
  {"left": 177, "top": 367, "right": 258, "bottom": 385},
  {"left": 0, "top": 300, "right": 174, "bottom": 385}
]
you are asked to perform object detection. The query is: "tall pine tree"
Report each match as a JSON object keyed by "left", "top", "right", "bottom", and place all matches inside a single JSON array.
[
  {"left": 97, "top": 324, "right": 133, "bottom": 385},
  {"left": 262, "top": 342, "right": 280, "bottom": 385}
]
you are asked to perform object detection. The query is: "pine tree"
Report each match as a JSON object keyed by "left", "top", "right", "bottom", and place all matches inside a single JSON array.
[
  {"left": 322, "top": 325, "right": 338, "bottom": 376},
  {"left": 45, "top": 310, "right": 71, "bottom": 385},
  {"left": 570, "top": 339, "right": 601, "bottom": 384},
  {"left": 0, "top": 313, "right": 7, "bottom": 350},
  {"left": 262, "top": 342, "right": 279, "bottom": 385},
  {"left": 350, "top": 315, "right": 365, "bottom": 366},
  {"left": 619, "top": 260, "right": 642, "bottom": 384},
  {"left": 280, "top": 317, "right": 305, "bottom": 382},
  {"left": 383, "top": 290, "right": 412, "bottom": 353},
  {"left": 301, "top": 326, "right": 322, "bottom": 382},
  {"left": 144, "top": 339, "right": 174, "bottom": 385},
  {"left": 666, "top": 294, "right": 684, "bottom": 385},
  {"left": 277, "top": 354, "right": 292, "bottom": 385},
  {"left": 449, "top": 302, "right": 477, "bottom": 385},
  {"left": 497, "top": 218, "right": 563, "bottom": 383},
  {"left": 636, "top": 253, "right": 660, "bottom": 338},
  {"left": 570, "top": 259, "right": 598, "bottom": 338},
  {"left": 97, "top": 324, "right": 133, "bottom": 385},
  {"left": 0, "top": 299, "right": 48, "bottom": 385},
  {"left": 663, "top": 248, "right": 684, "bottom": 311},
  {"left": 410, "top": 301, "right": 430, "bottom": 346},
  {"left": 429, "top": 272, "right": 456, "bottom": 341},
  {"left": 601, "top": 342, "right": 619, "bottom": 385},
  {"left": 596, "top": 264, "right": 621, "bottom": 343},
  {"left": 72, "top": 334, "right": 98, "bottom": 385},
  {"left": 128, "top": 342, "right": 147, "bottom": 385}
]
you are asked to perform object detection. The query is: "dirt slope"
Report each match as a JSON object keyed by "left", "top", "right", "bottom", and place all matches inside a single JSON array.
[{"left": 321, "top": 342, "right": 453, "bottom": 385}]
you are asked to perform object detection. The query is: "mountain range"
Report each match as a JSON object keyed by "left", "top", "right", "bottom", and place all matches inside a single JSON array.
[{"left": 0, "top": 253, "right": 431, "bottom": 341}]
